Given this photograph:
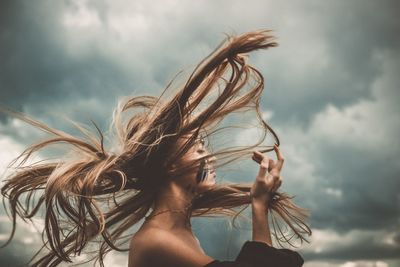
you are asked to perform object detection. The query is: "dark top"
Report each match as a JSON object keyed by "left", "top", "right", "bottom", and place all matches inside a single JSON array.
[{"left": 203, "top": 241, "right": 304, "bottom": 267}]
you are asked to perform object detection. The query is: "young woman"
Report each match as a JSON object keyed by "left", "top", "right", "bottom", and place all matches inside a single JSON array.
[{"left": 0, "top": 29, "right": 312, "bottom": 267}]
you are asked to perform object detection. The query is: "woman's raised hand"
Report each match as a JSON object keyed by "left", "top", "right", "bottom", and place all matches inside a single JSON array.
[{"left": 250, "top": 144, "right": 285, "bottom": 205}]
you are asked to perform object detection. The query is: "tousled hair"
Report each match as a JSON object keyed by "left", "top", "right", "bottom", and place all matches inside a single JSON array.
[{"left": 0, "top": 29, "right": 312, "bottom": 267}]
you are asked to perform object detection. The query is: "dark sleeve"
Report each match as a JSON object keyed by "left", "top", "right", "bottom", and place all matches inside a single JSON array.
[{"left": 203, "top": 241, "right": 304, "bottom": 267}]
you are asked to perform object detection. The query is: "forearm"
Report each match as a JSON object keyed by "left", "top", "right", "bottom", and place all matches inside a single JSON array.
[{"left": 251, "top": 199, "right": 272, "bottom": 246}]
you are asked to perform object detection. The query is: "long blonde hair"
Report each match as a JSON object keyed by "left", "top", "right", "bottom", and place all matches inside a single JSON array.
[{"left": 0, "top": 29, "right": 312, "bottom": 267}]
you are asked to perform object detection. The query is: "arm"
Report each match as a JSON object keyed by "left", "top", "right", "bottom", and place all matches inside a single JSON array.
[
  {"left": 251, "top": 198, "right": 272, "bottom": 246},
  {"left": 250, "top": 144, "right": 284, "bottom": 246},
  {"left": 222, "top": 144, "right": 303, "bottom": 267}
]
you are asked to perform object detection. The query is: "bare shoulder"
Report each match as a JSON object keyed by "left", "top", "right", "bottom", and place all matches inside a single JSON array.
[{"left": 129, "top": 227, "right": 214, "bottom": 267}]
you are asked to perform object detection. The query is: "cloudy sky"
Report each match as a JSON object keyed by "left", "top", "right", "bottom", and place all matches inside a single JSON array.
[{"left": 0, "top": 0, "right": 399, "bottom": 266}]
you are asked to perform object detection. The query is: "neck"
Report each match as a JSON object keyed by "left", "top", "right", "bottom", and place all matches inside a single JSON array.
[{"left": 147, "top": 181, "right": 197, "bottom": 230}]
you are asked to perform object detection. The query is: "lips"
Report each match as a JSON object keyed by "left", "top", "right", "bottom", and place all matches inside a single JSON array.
[
  {"left": 209, "top": 169, "right": 216, "bottom": 179},
  {"left": 206, "top": 165, "right": 216, "bottom": 179}
]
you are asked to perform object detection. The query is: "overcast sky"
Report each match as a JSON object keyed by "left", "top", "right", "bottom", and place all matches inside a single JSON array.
[{"left": 0, "top": 0, "right": 399, "bottom": 266}]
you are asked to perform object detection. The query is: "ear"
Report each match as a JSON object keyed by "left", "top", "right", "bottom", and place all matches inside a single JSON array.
[
  {"left": 170, "top": 163, "right": 177, "bottom": 170},
  {"left": 166, "top": 163, "right": 178, "bottom": 175}
]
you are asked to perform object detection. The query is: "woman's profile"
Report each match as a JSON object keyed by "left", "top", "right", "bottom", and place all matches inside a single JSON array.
[{"left": 0, "top": 29, "right": 312, "bottom": 267}]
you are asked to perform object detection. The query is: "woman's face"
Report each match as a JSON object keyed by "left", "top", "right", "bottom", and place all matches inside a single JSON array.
[{"left": 172, "top": 135, "right": 217, "bottom": 193}]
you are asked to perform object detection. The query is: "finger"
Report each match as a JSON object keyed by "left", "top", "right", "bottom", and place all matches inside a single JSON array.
[
  {"left": 257, "top": 157, "right": 269, "bottom": 178},
  {"left": 252, "top": 154, "right": 260, "bottom": 164},
  {"left": 253, "top": 151, "right": 276, "bottom": 176},
  {"left": 272, "top": 178, "right": 282, "bottom": 192},
  {"left": 268, "top": 159, "right": 275, "bottom": 172},
  {"left": 254, "top": 151, "right": 277, "bottom": 172},
  {"left": 273, "top": 144, "right": 285, "bottom": 171},
  {"left": 253, "top": 150, "right": 264, "bottom": 160},
  {"left": 274, "top": 144, "right": 284, "bottom": 162},
  {"left": 252, "top": 150, "right": 266, "bottom": 164}
]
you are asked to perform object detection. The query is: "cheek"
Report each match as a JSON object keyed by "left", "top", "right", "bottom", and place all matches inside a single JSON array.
[{"left": 171, "top": 158, "right": 200, "bottom": 185}]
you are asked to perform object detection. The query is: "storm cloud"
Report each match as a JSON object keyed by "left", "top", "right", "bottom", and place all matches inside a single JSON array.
[{"left": 0, "top": 0, "right": 399, "bottom": 266}]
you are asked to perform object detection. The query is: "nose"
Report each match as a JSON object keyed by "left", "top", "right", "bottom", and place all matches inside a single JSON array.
[{"left": 206, "top": 156, "right": 217, "bottom": 172}]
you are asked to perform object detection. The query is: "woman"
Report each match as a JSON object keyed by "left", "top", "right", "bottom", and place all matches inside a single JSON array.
[{"left": 0, "top": 29, "right": 312, "bottom": 267}]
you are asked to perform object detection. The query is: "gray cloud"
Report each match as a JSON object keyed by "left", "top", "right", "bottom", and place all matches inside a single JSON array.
[{"left": 1, "top": 0, "right": 399, "bottom": 266}]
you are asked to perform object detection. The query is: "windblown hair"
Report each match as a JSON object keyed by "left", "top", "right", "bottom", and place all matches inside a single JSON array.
[{"left": 0, "top": 29, "right": 312, "bottom": 267}]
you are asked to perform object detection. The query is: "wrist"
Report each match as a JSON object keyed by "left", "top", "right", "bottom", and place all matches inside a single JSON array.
[{"left": 251, "top": 197, "right": 269, "bottom": 209}]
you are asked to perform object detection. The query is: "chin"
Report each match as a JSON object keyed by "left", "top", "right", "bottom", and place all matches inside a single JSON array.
[
  {"left": 207, "top": 178, "right": 217, "bottom": 187},
  {"left": 197, "top": 180, "right": 216, "bottom": 193}
]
